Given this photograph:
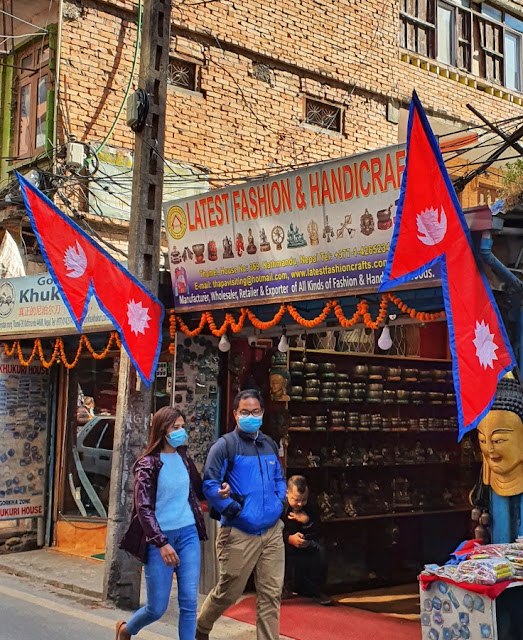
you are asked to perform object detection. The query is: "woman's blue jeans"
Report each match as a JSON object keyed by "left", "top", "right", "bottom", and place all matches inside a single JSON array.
[{"left": 126, "top": 524, "right": 200, "bottom": 639}]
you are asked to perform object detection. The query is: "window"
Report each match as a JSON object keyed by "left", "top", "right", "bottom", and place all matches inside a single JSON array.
[
  {"left": 167, "top": 57, "right": 198, "bottom": 91},
  {"left": 304, "top": 99, "right": 342, "bottom": 133},
  {"left": 400, "top": 1, "right": 523, "bottom": 91},
  {"left": 14, "top": 41, "right": 50, "bottom": 159}
]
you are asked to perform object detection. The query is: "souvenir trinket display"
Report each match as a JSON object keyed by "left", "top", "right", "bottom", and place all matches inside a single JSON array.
[
  {"left": 0, "top": 366, "right": 48, "bottom": 504},
  {"left": 174, "top": 337, "right": 219, "bottom": 471}
]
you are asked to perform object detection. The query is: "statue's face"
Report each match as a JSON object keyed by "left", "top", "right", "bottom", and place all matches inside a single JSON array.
[
  {"left": 270, "top": 374, "right": 284, "bottom": 394},
  {"left": 477, "top": 410, "right": 523, "bottom": 477}
]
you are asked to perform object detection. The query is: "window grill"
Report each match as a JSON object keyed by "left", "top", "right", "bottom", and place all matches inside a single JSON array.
[
  {"left": 305, "top": 99, "right": 342, "bottom": 132},
  {"left": 167, "top": 57, "right": 197, "bottom": 90}
]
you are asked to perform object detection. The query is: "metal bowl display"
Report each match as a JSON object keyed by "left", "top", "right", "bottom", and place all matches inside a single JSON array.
[
  {"left": 367, "top": 383, "right": 383, "bottom": 391},
  {"left": 303, "top": 387, "right": 320, "bottom": 396},
  {"left": 304, "top": 362, "right": 319, "bottom": 374},
  {"left": 304, "top": 396, "right": 320, "bottom": 402},
  {"left": 289, "top": 361, "right": 305, "bottom": 373},
  {"left": 368, "top": 365, "right": 384, "bottom": 379},
  {"left": 300, "top": 416, "right": 312, "bottom": 427},
  {"left": 370, "top": 414, "right": 382, "bottom": 430},
  {"left": 411, "top": 391, "right": 426, "bottom": 405},
  {"left": 383, "top": 390, "right": 396, "bottom": 404},
  {"left": 386, "top": 367, "right": 402, "bottom": 381},
  {"left": 336, "top": 381, "right": 351, "bottom": 390},
  {"left": 351, "top": 388, "right": 366, "bottom": 401},
  {"left": 335, "top": 388, "right": 350, "bottom": 398},
  {"left": 321, "top": 382, "right": 337, "bottom": 390},
  {"left": 315, "top": 416, "right": 328, "bottom": 425},
  {"left": 403, "top": 368, "right": 418, "bottom": 381},
  {"left": 290, "top": 396, "right": 303, "bottom": 402},
  {"left": 396, "top": 389, "right": 410, "bottom": 403},
  {"left": 330, "top": 410, "right": 346, "bottom": 419},
  {"left": 336, "top": 372, "right": 349, "bottom": 381},
  {"left": 353, "top": 364, "right": 369, "bottom": 379},
  {"left": 431, "top": 369, "right": 447, "bottom": 382},
  {"left": 319, "top": 363, "right": 336, "bottom": 373},
  {"left": 428, "top": 392, "right": 444, "bottom": 404},
  {"left": 321, "top": 372, "right": 337, "bottom": 380},
  {"left": 367, "top": 390, "right": 383, "bottom": 402},
  {"left": 304, "top": 379, "right": 320, "bottom": 388},
  {"left": 290, "top": 386, "right": 303, "bottom": 395}
]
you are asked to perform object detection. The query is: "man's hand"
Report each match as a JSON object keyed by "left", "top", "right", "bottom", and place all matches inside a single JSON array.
[
  {"left": 218, "top": 482, "right": 231, "bottom": 499},
  {"left": 288, "top": 510, "right": 310, "bottom": 525},
  {"left": 288, "top": 532, "right": 309, "bottom": 548},
  {"left": 159, "top": 544, "right": 180, "bottom": 567}
]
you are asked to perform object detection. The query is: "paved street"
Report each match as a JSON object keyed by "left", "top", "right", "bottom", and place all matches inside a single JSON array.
[{"left": 0, "top": 571, "right": 269, "bottom": 640}]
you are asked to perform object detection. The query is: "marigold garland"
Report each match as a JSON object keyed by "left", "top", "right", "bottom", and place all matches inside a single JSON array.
[
  {"left": 2, "top": 332, "right": 121, "bottom": 369},
  {"left": 169, "top": 293, "right": 446, "bottom": 346}
]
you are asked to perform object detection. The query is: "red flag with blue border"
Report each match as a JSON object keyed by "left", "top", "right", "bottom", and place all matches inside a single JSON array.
[
  {"left": 17, "top": 172, "right": 164, "bottom": 387},
  {"left": 379, "top": 92, "right": 515, "bottom": 439}
]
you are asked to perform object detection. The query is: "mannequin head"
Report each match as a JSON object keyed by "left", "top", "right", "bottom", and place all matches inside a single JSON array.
[{"left": 477, "top": 374, "right": 523, "bottom": 496}]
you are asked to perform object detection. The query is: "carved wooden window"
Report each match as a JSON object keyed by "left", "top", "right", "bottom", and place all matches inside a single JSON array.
[
  {"left": 304, "top": 99, "right": 342, "bottom": 132},
  {"left": 13, "top": 40, "right": 50, "bottom": 159},
  {"left": 478, "top": 4, "right": 523, "bottom": 91},
  {"left": 401, "top": 1, "right": 523, "bottom": 91}
]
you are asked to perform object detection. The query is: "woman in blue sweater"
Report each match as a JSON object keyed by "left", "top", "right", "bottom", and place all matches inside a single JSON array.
[{"left": 117, "top": 407, "right": 230, "bottom": 640}]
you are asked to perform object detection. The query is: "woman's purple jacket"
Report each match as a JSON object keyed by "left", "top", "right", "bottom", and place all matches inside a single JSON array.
[{"left": 119, "top": 448, "right": 207, "bottom": 563}]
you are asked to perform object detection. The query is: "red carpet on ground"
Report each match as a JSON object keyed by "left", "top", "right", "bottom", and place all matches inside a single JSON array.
[{"left": 224, "top": 595, "right": 421, "bottom": 640}]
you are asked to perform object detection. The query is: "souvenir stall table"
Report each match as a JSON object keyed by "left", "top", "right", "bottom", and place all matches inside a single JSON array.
[
  {"left": 419, "top": 575, "right": 522, "bottom": 640},
  {"left": 418, "top": 539, "right": 523, "bottom": 640}
]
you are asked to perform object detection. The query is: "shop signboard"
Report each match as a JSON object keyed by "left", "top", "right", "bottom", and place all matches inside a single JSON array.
[
  {"left": 0, "top": 355, "right": 50, "bottom": 520},
  {"left": 164, "top": 143, "right": 440, "bottom": 312},
  {"left": 0, "top": 273, "right": 113, "bottom": 338}
]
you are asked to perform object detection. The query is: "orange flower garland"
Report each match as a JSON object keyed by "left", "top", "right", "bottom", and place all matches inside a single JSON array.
[
  {"left": 170, "top": 293, "right": 446, "bottom": 343},
  {"left": 2, "top": 332, "right": 121, "bottom": 369}
]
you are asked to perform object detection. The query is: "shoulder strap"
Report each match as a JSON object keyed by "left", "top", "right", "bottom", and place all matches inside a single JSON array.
[
  {"left": 265, "top": 435, "right": 280, "bottom": 458},
  {"left": 221, "top": 431, "right": 237, "bottom": 480}
]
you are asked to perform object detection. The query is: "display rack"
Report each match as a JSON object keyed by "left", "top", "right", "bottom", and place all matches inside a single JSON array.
[{"left": 283, "top": 347, "right": 479, "bottom": 588}]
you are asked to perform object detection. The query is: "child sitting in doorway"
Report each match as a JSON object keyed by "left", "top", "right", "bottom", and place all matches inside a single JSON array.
[{"left": 282, "top": 475, "right": 333, "bottom": 606}]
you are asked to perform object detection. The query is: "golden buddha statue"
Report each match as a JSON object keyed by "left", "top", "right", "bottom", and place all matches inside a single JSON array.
[
  {"left": 474, "top": 372, "right": 523, "bottom": 543},
  {"left": 477, "top": 373, "right": 523, "bottom": 497}
]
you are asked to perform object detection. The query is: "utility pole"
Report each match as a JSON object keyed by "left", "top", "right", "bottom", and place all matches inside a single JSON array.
[{"left": 103, "top": 0, "right": 172, "bottom": 609}]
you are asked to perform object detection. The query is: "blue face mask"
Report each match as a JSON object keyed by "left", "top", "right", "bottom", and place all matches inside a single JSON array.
[
  {"left": 166, "top": 428, "right": 188, "bottom": 448},
  {"left": 238, "top": 415, "right": 263, "bottom": 434}
]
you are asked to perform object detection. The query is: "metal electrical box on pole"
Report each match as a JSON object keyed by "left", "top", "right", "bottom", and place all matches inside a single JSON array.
[{"left": 102, "top": 0, "right": 172, "bottom": 609}]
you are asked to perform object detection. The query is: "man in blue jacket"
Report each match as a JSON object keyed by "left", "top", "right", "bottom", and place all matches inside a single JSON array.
[{"left": 196, "top": 389, "right": 286, "bottom": 640}]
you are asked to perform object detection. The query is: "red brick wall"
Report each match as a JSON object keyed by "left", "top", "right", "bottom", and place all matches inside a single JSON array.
[{"left": 60, "top": 0, "right": 523, "bottom": 182}]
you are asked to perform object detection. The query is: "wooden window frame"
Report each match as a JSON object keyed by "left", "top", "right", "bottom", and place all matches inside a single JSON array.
[
  {"left": 401, "top": 1, "right": 523, "bottom": 91},
  {"left": 13, "top": 39, "right": 50, "bottom": 161}
]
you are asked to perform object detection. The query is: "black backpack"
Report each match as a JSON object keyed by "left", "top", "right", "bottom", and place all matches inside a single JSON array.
[{"left": 209, "top": 431, "right": 279, "bottom": 520}]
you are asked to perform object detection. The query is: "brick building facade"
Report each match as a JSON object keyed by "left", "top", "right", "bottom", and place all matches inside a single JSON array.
[{"left": 0, "top": 1, "right": 521, "bottom": 263}]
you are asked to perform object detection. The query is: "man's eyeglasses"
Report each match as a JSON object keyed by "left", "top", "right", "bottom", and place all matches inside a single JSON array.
[{"left": 237, "top": 409, "right": 264, "bottom": 417}]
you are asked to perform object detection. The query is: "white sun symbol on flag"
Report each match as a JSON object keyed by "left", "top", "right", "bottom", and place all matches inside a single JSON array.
[
  {"left": 472, "top": 320, "right": 499, "bottom": 369},
  {"left": 127, "top": 299, "right": 151, "bottom": 336}
]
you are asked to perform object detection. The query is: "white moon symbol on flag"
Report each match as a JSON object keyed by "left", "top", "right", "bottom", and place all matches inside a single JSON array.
[
  {"left": 64, "top": 241, "right": 87, "bottom": 278},
  {"left": 416, "top": 206, "right": 447, "bottom": 246}
]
